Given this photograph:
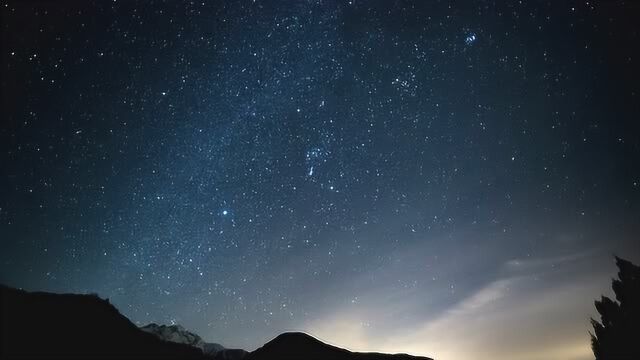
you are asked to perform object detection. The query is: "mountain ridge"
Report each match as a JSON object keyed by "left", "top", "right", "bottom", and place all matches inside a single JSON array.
[
  {"left": 0, "top": 284, "right": 207, "bottom": 359},
  {"left": 0, "top": 284, "right": 432, "bottom": 360}
]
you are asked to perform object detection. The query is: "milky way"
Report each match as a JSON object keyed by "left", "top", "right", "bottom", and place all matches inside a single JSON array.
[{"left": 1, "top": 2, "right": 639, "bottom": 359}]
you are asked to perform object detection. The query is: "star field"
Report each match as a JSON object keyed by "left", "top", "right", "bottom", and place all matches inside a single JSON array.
[{"left": 1, "top": 1, "right": 639, "bottom": 359}]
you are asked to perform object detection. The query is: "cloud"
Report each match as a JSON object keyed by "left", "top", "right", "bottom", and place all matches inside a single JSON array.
[
  {"left": 503, "top": 251, "right": 593, "bottom": 273},
  {"left": 304, "top": 254, "right": 612, "bottom": 360},
  {"left": 383, "top": 276, "right": 603, "bottom": 360}
]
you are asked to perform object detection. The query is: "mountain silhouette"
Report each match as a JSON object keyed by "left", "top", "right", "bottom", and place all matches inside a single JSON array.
[
  {"left": 0, "top": 285, "right": 432, "bottom": 360},
  {"left": 0, "top": 284, "right": 207, "bottom": 359},
  {"left": 247, "top": 332, "right": 433, "bottom": 360}
]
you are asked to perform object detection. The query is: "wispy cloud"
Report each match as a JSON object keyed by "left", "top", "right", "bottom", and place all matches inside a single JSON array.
[
  {"left": 305, "top": 252, "right": 611, "bottom": 360},
  {"left": 503, "top": 251, "right": 594, "bottom": 273}
]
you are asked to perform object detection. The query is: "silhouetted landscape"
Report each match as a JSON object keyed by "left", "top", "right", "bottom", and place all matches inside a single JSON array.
[
  {"left": 2, "top": 256, "right": 640, "bottom": 359},
  {"left": 0, "top": 285, "right": 432, "bottom": 360}
]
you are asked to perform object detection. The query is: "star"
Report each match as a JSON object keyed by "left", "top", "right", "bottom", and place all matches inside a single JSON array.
[{"left": 465, "top": 32, "right": 477, "bottom": 45}]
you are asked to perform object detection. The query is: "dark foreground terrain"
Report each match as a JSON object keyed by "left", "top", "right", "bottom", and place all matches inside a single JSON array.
[
  {"left": 0, "top": 285, "right": 207, "bottom": 360},
  {"left": 0, "top": 285, "right": 432, "bottom": 360}
]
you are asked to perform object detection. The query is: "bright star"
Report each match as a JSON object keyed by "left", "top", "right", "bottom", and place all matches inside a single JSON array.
[{"left": 465, "top": 32, "right": 477, "bottom": 45}]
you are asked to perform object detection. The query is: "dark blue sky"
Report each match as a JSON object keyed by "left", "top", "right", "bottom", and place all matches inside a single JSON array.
[{"left": 1, "top": 1, "right": 639, "bottom": 359}]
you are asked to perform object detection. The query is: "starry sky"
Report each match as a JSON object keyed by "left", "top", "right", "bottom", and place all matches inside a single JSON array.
[{"left": 1, "top": 1, "right": 639, "bottom": 360}]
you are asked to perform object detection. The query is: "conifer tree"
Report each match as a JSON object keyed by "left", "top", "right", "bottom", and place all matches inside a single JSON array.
[{"left": 591, "top": 257, "right": 640, "bottom": 359}]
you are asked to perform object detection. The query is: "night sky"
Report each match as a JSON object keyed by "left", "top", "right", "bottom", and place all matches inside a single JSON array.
[{"left": 1, "top": 1, "right": 639, "bottom": 359}]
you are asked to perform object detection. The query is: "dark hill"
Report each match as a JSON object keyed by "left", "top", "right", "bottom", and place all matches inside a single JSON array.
[
  {"left": 247, "top": 332, "right": 432, "bottom": 360},
  {"left": 0, "top": 284, "right": 207, "bottom": 359}
]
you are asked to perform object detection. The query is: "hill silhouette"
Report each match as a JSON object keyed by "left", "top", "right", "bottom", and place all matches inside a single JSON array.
[
  {"left": 0, "top": 285, "right": 432, "bottom": 360},
  {"left": 0, "top": 285, "right": 207, "bottom": 359},
  {"left": 247, "top": 332, "right": 432, "bottom": 360}
]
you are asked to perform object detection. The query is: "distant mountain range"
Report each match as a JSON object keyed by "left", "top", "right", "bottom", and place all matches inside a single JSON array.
[
  {"left": 141, "top": 322, "right": 247, "bottom": 360},
  {"left": 0, "top": 284, "right": 433, "bottom": 360}
]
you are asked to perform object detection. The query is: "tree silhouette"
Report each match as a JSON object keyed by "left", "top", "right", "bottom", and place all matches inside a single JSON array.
[{"left": 590, "top": 256, "right": 640, "bottom": 359}]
